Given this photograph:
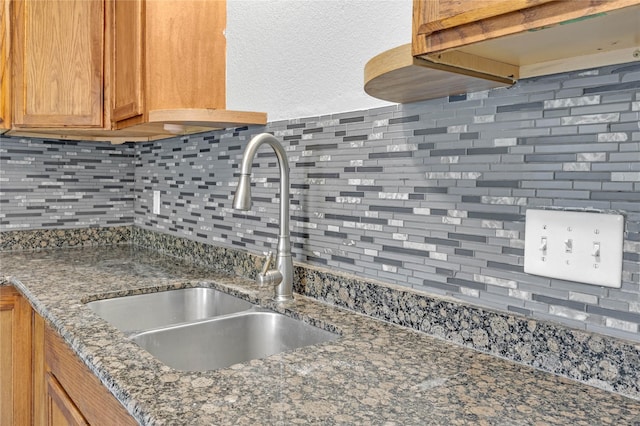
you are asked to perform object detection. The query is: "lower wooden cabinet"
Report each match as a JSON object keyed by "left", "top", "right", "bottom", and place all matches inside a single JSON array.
[
  {"left": 0, "top": 286, "right": 136, "bottom": 425},
  {"left": 44, "top": 324, "right": 137, "bottom": 425},
  {"left": 45, "top": 373, "right": 89, "bottom": 426},
  {"left": 0, "top": 286, "right": 33, "bottom": 426}
]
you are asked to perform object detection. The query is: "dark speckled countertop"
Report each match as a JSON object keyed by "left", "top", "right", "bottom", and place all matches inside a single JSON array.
[{"left": 2, "top": 245, "right": 640, "bottom": 425}]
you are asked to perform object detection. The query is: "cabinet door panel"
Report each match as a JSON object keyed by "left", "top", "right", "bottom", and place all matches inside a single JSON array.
[
  {"left": 0, "top": 287, "right": 33, "bottom": 426},
  {"left": 44, "top": 325, "right": 137, "bottom": 425},
  {"left": 111, "top": 0, "right": 144, "bottom": 123},
  {"left": 13, "top": 0, "right": 103, "bottom": 127},
  {"left": 0, "top": 303, "right": 14, "bottom": 425},
  {"left": 416, "top": 0, "right": 555, "bottom": 36},
  {"left": 145, "top": 0, "right": 226, "bottom": 111},
  {"left": 0, "top": 0, "right": 10, "bottom": 131},
  {"left": 46, "top": 374, "right": 89, "bottom": 426},
  {"left": 413, "top": 0, "right": 640, "bottom": 56},
  {"left": 33, "top": 313, "right": 47, "bottom": 426}
]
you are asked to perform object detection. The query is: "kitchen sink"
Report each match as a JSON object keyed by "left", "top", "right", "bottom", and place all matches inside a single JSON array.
[
  {"left": 131, "top": 310, "right": 339, "bottom": 371},
  {"left": 86, "top": 287, "right": 339, "bottom": 371},
  {"left": 86, "top": 287, "right": 254, "bottom": 334}
]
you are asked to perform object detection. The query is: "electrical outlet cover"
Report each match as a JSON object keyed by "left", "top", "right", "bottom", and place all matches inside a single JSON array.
[{"left": 153, "top": 190, "right": 161, "bottom": 215}]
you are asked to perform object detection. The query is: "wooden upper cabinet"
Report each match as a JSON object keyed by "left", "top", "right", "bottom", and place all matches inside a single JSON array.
[
  {"left": 110, "top": 0, "right": 144, "bottom": 125},
  {"left": 145, "top": 0, "right": 226, "bottom": 113},
  {"left": 414, "top": 0, "right": 556, "bottom": 39},
  {"left": 411, "top": 0, "right": 640, "bottom": 83},
  {"left": 368, "top": 0, "right": 639, "bottom": 104},
  {"left": 0, "top": 0, "right": 11, "bottom": 132},
  {"left": 12, "top": 0, "right": 104, "bottom": 128},
  {"left": 6, "top": 0, "right": 266, "bottom": 143},
  {"left": 110, "top": 0, "right": 227, "bottom": 129},
  {"left": 413, "top": 0, "right": 640, "bottom": 57}
]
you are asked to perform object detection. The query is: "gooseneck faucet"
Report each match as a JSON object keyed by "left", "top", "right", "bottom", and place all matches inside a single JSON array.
[{"left": 233, "top": 133, "right": 294, "bottom": 302}]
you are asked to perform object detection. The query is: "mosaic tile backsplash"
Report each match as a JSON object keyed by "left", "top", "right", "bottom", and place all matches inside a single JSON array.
[
  {"left": 0, "top": 139, "right": 135, "bottom": 229},
  {"left": 1, "top": 63, "right": 640, "bottom": 342}
]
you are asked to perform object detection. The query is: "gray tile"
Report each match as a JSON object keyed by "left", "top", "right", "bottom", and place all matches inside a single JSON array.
[{"left": 4, "top": 62, "right": 640, "bottom": 345}]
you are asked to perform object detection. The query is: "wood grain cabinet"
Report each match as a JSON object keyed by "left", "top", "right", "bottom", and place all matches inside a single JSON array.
[
  {"left": 365, "top": 0, "right": 640, "bottom": 104},
  {"left": 0, "top": 0, "right": 10, "bottom": 133},
  {"left": 0, "top": 287, "right": 136, "bottom": 425},
  {"left": 43, "top": 323, "right": 137, "bottom": 425},
  {"left": 7, "top": 0, "right": 265, "bottom": 143},
  {"left": 110, "top": 0, "right": 144, "bottom": 127},
  {"left": 412, "top": 0, "right": 640, "bottom": 81},
  {"left": 45, "top": 373, "right": 90, "bottom": 426},
  {"left": 11, "top": 0, "right": 104, "bottom": 128},
  {"left": 0, "top": 286, "right": 33, "bottom": 426}
]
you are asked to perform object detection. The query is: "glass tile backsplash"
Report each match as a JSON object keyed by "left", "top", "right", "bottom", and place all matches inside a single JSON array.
[{"left": 1, "top": 62, "right": 639, "bottom": 341}]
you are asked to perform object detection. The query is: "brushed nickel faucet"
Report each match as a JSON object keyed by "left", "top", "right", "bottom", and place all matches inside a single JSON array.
[{"left": 233, "top": 133, "right": 294, "bottom": 302}]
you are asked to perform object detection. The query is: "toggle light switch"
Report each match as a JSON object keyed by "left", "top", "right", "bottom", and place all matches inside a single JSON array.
[
  {"left": 564, "top": 238, "right": 573, "bottom": 253},
  {"left": 524, "top": 210, "right": 624, "bottom": 288},
  {"left": 540, "top": 237, "right": 547, "bottom": 252},
  {"left": 592, "top": 242, "right": 601, "bottom": 261}
]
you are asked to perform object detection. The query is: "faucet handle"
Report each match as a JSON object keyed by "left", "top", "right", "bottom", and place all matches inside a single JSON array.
[
  {"left": 261, "top": 251, "right": 274, "bottom": 275},
  {"left": 257, "top": 252, "right": 282, "bottom": 288}
]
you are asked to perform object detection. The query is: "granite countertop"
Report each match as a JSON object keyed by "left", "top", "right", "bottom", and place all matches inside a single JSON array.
[{"left": 2, "top": 245, "right": 640, "bottom": 425}]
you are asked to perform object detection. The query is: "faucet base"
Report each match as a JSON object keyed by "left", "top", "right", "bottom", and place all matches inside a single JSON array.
[{"left": 273, "top": 294, "right": 295, "bottom": 303}]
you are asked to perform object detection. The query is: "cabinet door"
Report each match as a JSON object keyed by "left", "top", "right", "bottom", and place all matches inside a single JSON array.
[
  {"left": 413, "top": 0, "right": 640, "bottom": 56},
  {"left": 33, "top": 312, "right": 47, "bottom": 426},
  {"left": 0, "top": 0, "right": 10, "bottom": 132},
  {"left": 145, "top": 0, "right": 226, "bottom": 111},
  {"left": 414, "top": 0, "right": 555, "bottom": 36},
  {"left": 111, "top": 0, "right": 144, "bottom": 124},
  {"left": 12, "top": 0, "right": 104, "bottom": 127},
  {"left": 46, "top": 374, "right": 89, "bottom": 426},
  {"left": 44, "top": 325, "right": 137, "bottom": 425},
  {"left": 0, "top": 287, "right": 33, "bottom": 426}
]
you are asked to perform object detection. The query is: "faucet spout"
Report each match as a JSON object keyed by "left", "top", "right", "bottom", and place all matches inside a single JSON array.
[{"left": 233, "top": 133, "right": 294, "bottom": 302}]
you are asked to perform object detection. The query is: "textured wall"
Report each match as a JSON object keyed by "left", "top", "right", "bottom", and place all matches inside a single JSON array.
[
  {"left": 135, "top": 63, "right": 640, "bottom": 341},
  {"left": 0, "top": 138, "right": 136, "bottom": 229},
  {"left": 226, "top": 0, "right": 412, "bottom": 120}
]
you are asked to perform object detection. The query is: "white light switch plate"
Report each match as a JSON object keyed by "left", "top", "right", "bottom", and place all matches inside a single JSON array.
[{"left": 524, "top": 209, "right": 624, "bottom": 288}]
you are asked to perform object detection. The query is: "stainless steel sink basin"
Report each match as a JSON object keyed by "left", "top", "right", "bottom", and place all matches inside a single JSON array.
[
  {"left": 86, "top": 288, "right": 254, "bottom": 333},
  {"left": 87, "top": 287, "right": 339, "bottom": 371},
  {"left": 131, "top": 310, "right": 339, "bottom": 371}
]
